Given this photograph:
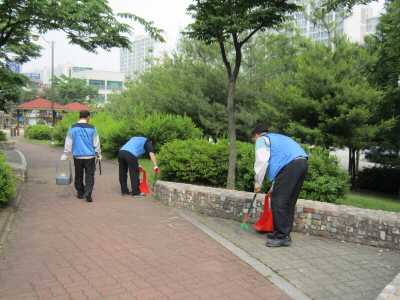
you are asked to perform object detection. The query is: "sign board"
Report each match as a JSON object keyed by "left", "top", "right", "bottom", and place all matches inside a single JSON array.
[
  {"left": 6, "top": 61, "right": 21, "bottom": 73},
  {"left": 39, "top": 84, "right": 50, "bottom": 91},
  {"left": 22, "top": 73, "right": 41, "bottom": 79}
]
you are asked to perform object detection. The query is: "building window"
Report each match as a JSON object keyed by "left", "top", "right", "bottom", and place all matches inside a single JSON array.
[
  {"left": 107, "top": 81, "right": 123, "bottom": 90},
  {"left": 89, "top": 80, "right": 105, "bottom": 89}
]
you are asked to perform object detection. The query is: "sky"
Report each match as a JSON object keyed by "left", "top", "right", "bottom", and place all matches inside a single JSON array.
[
  {"left": 22, "top": 0, "right": 384, "bottom": 74},
  {"left": 22, "top": 0, "right": 194, "bottom": 73}
]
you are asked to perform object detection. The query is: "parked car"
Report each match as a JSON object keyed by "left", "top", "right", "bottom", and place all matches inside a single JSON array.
[{"left": 364, "top": 147, "right": 400, "bottom": 162}]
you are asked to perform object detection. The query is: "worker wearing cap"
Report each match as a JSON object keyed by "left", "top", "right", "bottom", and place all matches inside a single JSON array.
[{"left": 252, "top": 124, "right": 308, "bottom": 247}]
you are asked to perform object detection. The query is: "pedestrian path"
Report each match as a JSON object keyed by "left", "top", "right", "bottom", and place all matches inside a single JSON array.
[
  {"left": 0, "top": 141, "right": 292, "bottom": 300},
  {"left": 1, "top": 141, "right": 399, "bottom": 300}
]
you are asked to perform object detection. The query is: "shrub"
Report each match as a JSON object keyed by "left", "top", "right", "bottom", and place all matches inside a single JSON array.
[
  {"left": 53, "top": 110, "right": 203, "bottom": 159},
  {"left": 89, "top": 112, "right": 133, "bottom": 158},
  {"left": 0, "top": 151, "right": 16, "bottom": 206},
  {"left": 300, "top": 145, "right": 350, "bottom": 203},
  {"left": 0, "top": 130, "right": 7, "bottom": 141},
  {"left": 132, "top": 113, "right": 203, "bottom": 153},
  {"left": 356, "top": 166, "right": 400, "bottom": 194},
  {"left": 158, "top": 139, "right": 228, "bottom": 186},
  {"left": 158, "top": 140, "right": 350, "bottom": 202},
  {"left": 53, "top": 111, "right": 79, "bottom": 143},
  {"left": 25, "top": 125, "right": 52, "bottom": 140},
  {"left": 90, "top": 111, "right": 203, "bottom": 157}
]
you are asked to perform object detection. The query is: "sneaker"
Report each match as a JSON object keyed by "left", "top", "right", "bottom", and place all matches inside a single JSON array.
[
  {"left": 77, "top": 194, "right": 84, "bottom": 199},
  {"left": 122, "top": 191, "right": 131, "bottom": 196},
  {"left": 266, "top": 233, "right": 276, "bottom": 239},
  {"left": 84, "top": 193, "right": 93, "bottom": 202},
  {"left": 132, "top": 193, "right": 146, "bottom": 198},
  {"left": 266, "top": 236, "right": 292, "bottom": 247}
]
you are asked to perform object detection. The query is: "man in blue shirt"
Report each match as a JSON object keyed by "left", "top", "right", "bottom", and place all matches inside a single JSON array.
[
  {"left": 61, "top": 110, "right": 101, "bottom": 202},
  {"left": 252, "top": 124, "right": 308, "bottom": 247},
  {"left": 118, "top": 137, "right": 159, "bottom": 197}
]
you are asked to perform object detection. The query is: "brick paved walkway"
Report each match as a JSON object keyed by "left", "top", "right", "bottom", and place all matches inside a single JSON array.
[{"left": 0, "top": 141, "right": 292, "bottom": 300}]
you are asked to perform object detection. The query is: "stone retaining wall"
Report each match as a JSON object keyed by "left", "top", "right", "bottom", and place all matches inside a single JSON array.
[
  {"left": 155, "top": 181, "right": 400, "bottom": 250},
  {"left": 0, "top": 141, "right": 15, "bottom": 150}
]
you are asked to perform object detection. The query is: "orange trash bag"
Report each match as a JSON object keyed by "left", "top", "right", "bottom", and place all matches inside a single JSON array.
[{"left": 254, "top": 193, "right": 274, "bottom": 232}]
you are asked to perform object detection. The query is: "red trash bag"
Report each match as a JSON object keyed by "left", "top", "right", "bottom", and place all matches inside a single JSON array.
[
  {"left": 254, "top": 193, "right": 274, "bottom": 232},
  {"left": 139, "top": 169, "right": 151, "bottom": 194}
]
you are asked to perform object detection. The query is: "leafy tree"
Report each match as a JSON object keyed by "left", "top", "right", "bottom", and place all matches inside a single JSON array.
[
  {"left": 184, "top": 0, "right": 302, "bottom": 189},
  {"left": 365, "top": 0, "right": 400, "bottom": 149},
  {"left": 53, "top": 74, "right": 98, "bottom": 105},
  {"left": 0, "top": 0, "right": 164, "bottom": 111},
  {"left": 258, "top": 36, "right": 395, "bottom": 187},
  {"left": 19, "top": 80, "right": 45, "bottom": 103},
  {"left": 105, "top": 39, "right": 230, "bottom": 140}
]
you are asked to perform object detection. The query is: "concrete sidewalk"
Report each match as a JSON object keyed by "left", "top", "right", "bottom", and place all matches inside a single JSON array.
[
  {"left": 1, "top": 141, "right": 399, "bottom": 300},
  {"left": 0, "top": 141, "right": 295, "bottom": 300}
]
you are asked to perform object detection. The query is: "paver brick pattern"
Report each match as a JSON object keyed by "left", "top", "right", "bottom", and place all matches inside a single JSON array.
[
  {"left": 186, "top": 212, "right": 400, "bottom": 300},
  {"left": 0, "top": 142, "right": 291, "bottom": 300}
]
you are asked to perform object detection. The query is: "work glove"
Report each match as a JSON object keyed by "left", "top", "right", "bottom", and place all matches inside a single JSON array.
[
  {"left": 154, "top": 166, "right": 160, "bottom": 174},
  {"left": 97, "top": 153, "right": 102, "bottom": 160},
  {"left": 61, "top": 154, "right": 67, "bottom": 161},
  {"left": 138, "top": 165, "right": 144, "bottom": 172}
]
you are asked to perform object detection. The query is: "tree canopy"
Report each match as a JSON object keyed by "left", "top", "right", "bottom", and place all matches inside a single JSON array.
[
  {"left": 184, "top": 0, "right": 302, "bottom": 189},
  {"left": 0, "top": 0, "right": 164, "bottom": 111},
  {"left": 365, "top": 0, "right": 400, "bottom": 149}
]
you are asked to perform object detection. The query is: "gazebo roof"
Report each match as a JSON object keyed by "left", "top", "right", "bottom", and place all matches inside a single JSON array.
[
  {"left": 15, "top": 98, "right": 66, "bottom": 111},
  {"left": 63, "top": 102, "right": 95, "bottom": 111}
]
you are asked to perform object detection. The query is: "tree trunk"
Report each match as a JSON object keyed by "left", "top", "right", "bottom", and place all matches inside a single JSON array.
[
  {"left": 348, "top": 148, "right": 357, "bottom": 189},
  {"left": 226, "top": 80, "right": 237, "bottom": 190}
]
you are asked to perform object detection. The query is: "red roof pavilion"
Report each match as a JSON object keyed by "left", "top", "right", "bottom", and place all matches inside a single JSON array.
[
  {"left": 63, "top": 102, "right": 95, "bottom": 111},
  {"left": 15, "top": 98, "right": 66, "bottom": 110}
]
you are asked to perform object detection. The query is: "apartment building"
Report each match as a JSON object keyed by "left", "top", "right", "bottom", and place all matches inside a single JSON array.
[{"left": 120, "top": 32, "right": 169, "bottom": 76}]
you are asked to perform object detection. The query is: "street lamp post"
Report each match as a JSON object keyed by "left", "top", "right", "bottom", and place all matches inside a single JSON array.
[{"left": 32, "top": 34, "right": 55, "bottom": 144}]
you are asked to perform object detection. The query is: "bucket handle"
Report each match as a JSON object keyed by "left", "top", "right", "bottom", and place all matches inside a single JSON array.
[{"left": 56, "top": 158, "right": 72, "bottom": 174}]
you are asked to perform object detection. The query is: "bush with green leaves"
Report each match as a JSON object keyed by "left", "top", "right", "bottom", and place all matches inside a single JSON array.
[
  {"left": 53, "top": 110, "right": 203, "bottom": 159},
  {"left": 0, "top": 151, "right": 16, "bottom": 206},
  {"left": 158, "top": 139, "right": 350, "bottom": 202},
  {"left": 300, "top": 145, "right": 350, "bottom": 203},
  {"left": 89, "top": 112, "right": 131, "bottom": 158},
  {"left": 0, "top": 130, "right": 7, "bottom": 141},
  {"left": 25, "top": 125, "right": 52, "bottom": 140},
  {"left": 158, "top": 139, "right": 228, "bottom": 186},
  {"left": 356, "top": 166, "right": 400, "bottom": 194},
  {"left": 53, "top": 111, "right": 79, "bottom": 143},
  {"left": 90, "top": 111, "right": 203, "bottom": 157}
]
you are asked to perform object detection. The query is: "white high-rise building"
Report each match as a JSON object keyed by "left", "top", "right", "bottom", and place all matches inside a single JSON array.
[
  {"left": 287, "top": 1, "right": 379, "bottom": 44},
  {"left": 120, "top": 32, "right": 168, "bottom": 76},
  {"left": 29, "top": 61, "right": 75, "bottom": 85}
]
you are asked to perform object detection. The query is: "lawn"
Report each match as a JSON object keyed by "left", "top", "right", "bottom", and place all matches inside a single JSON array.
[{"left": 336, "top": 189, "right": 400, "bottom": 213}]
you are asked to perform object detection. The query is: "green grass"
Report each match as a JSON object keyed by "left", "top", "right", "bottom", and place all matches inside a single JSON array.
[
  {"left": 138, "top": 158, "right": 162, "bottom": 186},
  {"left": 336, "top": 190, "right": 400, "bottom": 213},
  {"left": 19, "top": 138, "right": 63, "bottom": 147}
]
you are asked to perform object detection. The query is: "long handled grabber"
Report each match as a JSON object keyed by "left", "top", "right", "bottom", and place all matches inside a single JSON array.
[
  {"left": 97, "top": 159, "right": 102, "bottom": 175},
  {"left": 152, "top": 173, "right": 158, "bottom": 192},
  {"left": 241, "top": 194, "right": 257, "bottom": 229}
]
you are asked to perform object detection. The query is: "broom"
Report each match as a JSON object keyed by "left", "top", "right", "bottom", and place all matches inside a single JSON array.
[{"left": 241, "top": 194, "right": 257, "bottom": 229}]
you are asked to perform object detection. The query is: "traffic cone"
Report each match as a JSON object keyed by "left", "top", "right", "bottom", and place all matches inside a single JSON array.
[{"left": 139, "top": 169, "right": 151, "bottom": 194}]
